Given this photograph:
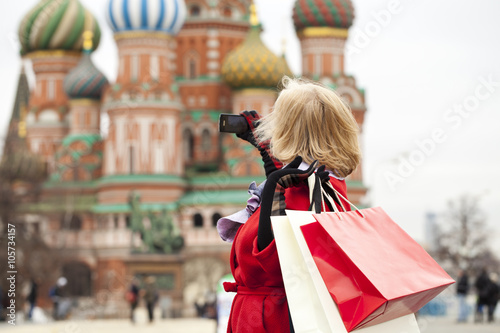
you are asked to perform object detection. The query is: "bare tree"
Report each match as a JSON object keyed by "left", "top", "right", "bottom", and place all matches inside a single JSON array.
[{"left": 433, "top": 194, "right": 499, "bottom": 274}]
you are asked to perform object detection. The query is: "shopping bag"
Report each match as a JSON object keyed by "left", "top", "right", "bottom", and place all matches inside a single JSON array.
[
  {"left": 300, "top": 188, "right": 454, "bottom": 331},
  {"left": 272, "top": 211, "right": 421, "bottom": 333}
]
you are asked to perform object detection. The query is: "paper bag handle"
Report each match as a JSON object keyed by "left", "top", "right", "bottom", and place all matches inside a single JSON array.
[
  {"left": 308, "top": 173, "right": 365, "bottom": 219},
  {"left": 308, "top": 174, "right": 344, "bottom": 218},
  {"left": 323, "top": 181, "right": 365, "bottom": 218},
  {"left": 308, "top": 174, "right": 327, "bottom": 214}
]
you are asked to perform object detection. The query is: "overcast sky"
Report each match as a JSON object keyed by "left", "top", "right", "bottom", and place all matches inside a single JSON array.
[{"left": 1, "top": 0, "right": 499, "bottom": 254}]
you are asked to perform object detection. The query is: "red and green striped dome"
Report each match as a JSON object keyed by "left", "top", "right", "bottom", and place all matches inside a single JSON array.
[
  {"left": 18, "top": 0, "right": 101, "bottom": 55},
  {"left": 293, "top": 0, "right": 355, "bottom": 31}
]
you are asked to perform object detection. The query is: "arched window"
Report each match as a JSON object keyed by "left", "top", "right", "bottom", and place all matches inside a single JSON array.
[
  {"left": 131, "top": 55, "right": 140, "bottom": 81},
  {"left": 62, "top": 262, "right": 92, "bottom": 296},
  {"left": 129, "top": 146, "right": 135, "bottom": 174},
  {"left": 47, "top": 79, "right": 55, "bottom": 100},
  {"left": 190, "top": 4, "right": 201, "bottom": 16},
  {"left": 183, "top": 129, "right": 194, "bottom": 162},
  {"left": 193, "top": 213, "right": 203, "bottom": 228},
  {"left": 212, "top": 213, "right": 222, "bottom": 227},
  {"left": 189, "top": 59, "right": 197, "bottom": 79},
  {"left": 201, "top": 129, "right": 211, "bottom": 152},
  {"left": 150, "top": 55, "right": 159, "bottom": 81},
  {"left": 185, "top": 50, "right": 199, "bottom": 79},
  {"left": 62, "top": 214, "right": 82, "bottom": 230},
  {"left": 69, "top": 215, "right": 82, "bottom": 230}
]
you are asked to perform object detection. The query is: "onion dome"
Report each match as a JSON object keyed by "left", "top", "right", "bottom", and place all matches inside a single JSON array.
[
  {"left": 293, "top": 0, "right": 355, "bottom": 31},
  {"left": 18, "top": 0, "right": 101, "bottom": 55},
  {"left": 64, "top": 32, "right": 109, "bottom": 100},
  {"left": 221, "top": 4, "right": 293, "bottom": 89},
  {"left": 107, "top": 0, "right": 186, "bottom": 35}
]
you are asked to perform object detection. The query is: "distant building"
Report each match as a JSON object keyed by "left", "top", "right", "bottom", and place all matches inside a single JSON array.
[{"left": 6, "top": 0, "right": 367, "bottom": 317}]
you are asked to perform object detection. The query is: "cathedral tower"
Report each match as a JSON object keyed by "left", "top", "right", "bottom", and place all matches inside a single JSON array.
[
  {"left": 293, "top": 0, "right": 354, "bottom": 79},
  {"left": 175, "top": 0, "right": 251, "bottom": 172},
  {"left": 293, "top": 0, "right": 367, "bottom": 203},
  {"left": 50, "top": 31, "right": 109, "bottom": 182},
  {"left": 18, "top": 0, "right": 101, "bottom": 170},
  {"left": 100, "top": 0, "right": 187, "bottom": 206},
  {"left": 221, "top": 2, "right": 293, "bottom": 177}
]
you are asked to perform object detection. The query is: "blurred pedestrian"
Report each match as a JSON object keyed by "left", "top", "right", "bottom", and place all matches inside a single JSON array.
[
  {"left": 126, "top": 279, "right": 140, "bottom": 323},
  {"left": 486, "top": 273, "right": 499, "bottom": 323},
  {"left": 143, "top": 276, "right": 158, "bottom": 323},
  {"left": 26, "top": 278, "right": 39, "bottom": 320},
  {"left": 456, "top": 270, "right": 469, "bottom": 323},
  {"left": 474, "top": 269, "right": 490, "bottom": 323},
  {"left": 204, "top": 291, "right": 217, "bottom": 320},
  {"left": 50, "top": 277, "right": 67, "bottom": 320},
  {"left": 194, "top": 293, "right": 206, "bottom": 317}
]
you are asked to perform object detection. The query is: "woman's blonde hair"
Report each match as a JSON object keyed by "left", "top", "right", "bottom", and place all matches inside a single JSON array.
[{"left": 255, "top": 76, "right": 361, "bottom": 178}]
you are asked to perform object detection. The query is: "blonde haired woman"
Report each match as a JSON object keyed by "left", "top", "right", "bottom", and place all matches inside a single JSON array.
[{"left": 221, "top": 77, "right": 361, "bottom": 333}]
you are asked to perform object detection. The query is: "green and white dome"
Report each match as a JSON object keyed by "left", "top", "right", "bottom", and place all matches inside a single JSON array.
[{"left": 18, "top": 0, "right": 101, "bottom": 55}]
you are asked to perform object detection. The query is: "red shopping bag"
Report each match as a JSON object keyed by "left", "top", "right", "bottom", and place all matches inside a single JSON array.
[{"left": 300, "top": 207, "right": 455, "bottom": 332}]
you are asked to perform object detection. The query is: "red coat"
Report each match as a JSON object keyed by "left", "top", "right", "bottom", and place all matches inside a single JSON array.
[{"left": 225, "top": 177, "right": 349, "bottom": 332}]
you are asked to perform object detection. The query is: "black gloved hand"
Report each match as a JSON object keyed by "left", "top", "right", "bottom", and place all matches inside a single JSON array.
[
  {"left": 236, "top": 110, "right": 260, "bottom": 147},
  {"left": 316, "top": 165, "right": 330, "bottom": 184},
  {"left": 272, "top": 160, "right": 319, "bottom": 189},
  {"left": 257, "top": 157, "right": 318, "bottom": 251},
  {"left": 236, "top": 110, "right": 283, "bottom": 177}
]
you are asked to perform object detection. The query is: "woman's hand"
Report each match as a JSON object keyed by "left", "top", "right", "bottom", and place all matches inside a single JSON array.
[
  {"left": 316, "top": 165, "right": 330, "bottom": 184},
  {"left": 268, "top": 157, "right": 318, "bottom": 189},
  {"left": 236, "top": 110, "right": 261, "bottom": 148},
  {"left": 236, "top": 110, "right": 283, "bottom": 177}
]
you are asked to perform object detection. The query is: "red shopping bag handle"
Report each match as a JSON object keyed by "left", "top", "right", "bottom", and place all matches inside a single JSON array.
[{"left": 320, "top": 180, "right": 365, "bottom": 219}]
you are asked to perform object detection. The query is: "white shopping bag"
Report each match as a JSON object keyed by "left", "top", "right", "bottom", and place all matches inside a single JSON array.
[{"left": 272, "top": 210, "right": 421, "bottom": 333}]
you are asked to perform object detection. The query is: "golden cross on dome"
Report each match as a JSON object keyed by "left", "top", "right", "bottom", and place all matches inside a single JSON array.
[
  {"left": 249, "top": 1, "right": 259, "bottom": 27},
  {"left": 83, "top": 31, "right": 94, "bottom": 51}
]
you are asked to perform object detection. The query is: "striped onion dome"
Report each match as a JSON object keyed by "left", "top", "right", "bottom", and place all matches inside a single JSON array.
[
  {"left": 107, "top": 0, "right": 186, "bottom": 35},
  {"left": 221, "top": 26, "right": 293, "bottom": 89},
  {"left": 293, "top": 0, "right": 355, "bottom": 31},
  {"left": 18, "top": 0, "right": 101, "bottom": 55},
  {"left": 63, "top": 53, "right": 109, "bottom": 100}
]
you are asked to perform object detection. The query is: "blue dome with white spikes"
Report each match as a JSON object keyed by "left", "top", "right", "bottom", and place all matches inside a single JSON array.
[{"left": 107, "top": 0, "right": 186, "bottom": 35}]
